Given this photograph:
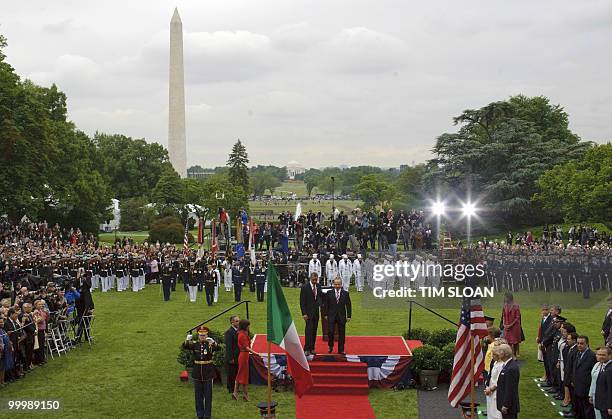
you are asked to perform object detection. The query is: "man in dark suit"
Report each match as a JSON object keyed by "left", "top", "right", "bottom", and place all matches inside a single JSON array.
[
  {"left": 323, "top": 278, "right": 351, "bottom": 354},
  {"left": 537, "top": 304, "right": 552, "bottom": 382},
  {"left": 572, "top": 335, "right": 596, "bottom": 419},
  {"left": 593, "top": 346, "right": 612, "bottom": 419},
  {"left": 300, "top": 272, "right": 322, "bottom": 356},
  {"left": 224, "top": 315, "right": 240, "bottom": 394},
  {"left": 602, "top": 297, "right": 612, "bottom": 344},
  {"left": 496, "top": 343, "right": 520, "bottom": 419}
]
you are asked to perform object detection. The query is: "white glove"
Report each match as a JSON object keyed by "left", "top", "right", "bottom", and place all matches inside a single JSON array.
[
  {"left": 186, "top": 333, "right": 192, "bottom": 341},
  {"left": 206, "top": 337, "right": 214, "bottom": 343}
]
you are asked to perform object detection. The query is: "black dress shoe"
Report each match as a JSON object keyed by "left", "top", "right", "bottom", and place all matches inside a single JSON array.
[
  {"left": 311, "top": 351, "right": 316, "bottom": 355},
  {"left": 562, "top": 413, "right": 574, "bottom": 418},
  {"left": 554, "top": 395, "right": 563, "bottom": 400},
  {"left": 328, "top": 348, "right": 333, "bottom": 353},
  {"left": 339, "top": 352, "right": 345, "bottom": 355}
]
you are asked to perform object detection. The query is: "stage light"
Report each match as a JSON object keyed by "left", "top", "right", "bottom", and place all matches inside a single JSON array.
[
  {"left": 432, "top": 201, "right": 445, "bottom": 216},
  {"left": 462, "top": 202, "right": 477, "bottom": 217}
]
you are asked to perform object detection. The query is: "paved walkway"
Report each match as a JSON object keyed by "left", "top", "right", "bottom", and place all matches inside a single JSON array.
[{"left": 417, "top": 384, "right": 486, "bottom": 419}]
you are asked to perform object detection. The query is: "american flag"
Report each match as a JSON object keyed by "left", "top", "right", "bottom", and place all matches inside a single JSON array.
[
  {"left": 211, "top": 220, "right": 218, "bottom": 259},
  {"left": 447, "top": 295, "right": 488, "bottom": 407},
  {"left": 183, "top": 221, "right": 189, "bottom": 256}
]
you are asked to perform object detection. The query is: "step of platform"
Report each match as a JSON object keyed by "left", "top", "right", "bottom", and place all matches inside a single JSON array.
[
  {"left": 308, "top": 361, "right": 368, "bottom": 374},
  {"left": 311, "top": 372, "right": 369, "bottom": 385},
  {"left": 308, "top": 383, "right": 370, "bottom": 395}
]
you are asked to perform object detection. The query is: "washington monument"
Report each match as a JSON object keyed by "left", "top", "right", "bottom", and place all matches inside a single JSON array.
[{"left": 168, "top": 8, "right": 186, "bottom": 177}]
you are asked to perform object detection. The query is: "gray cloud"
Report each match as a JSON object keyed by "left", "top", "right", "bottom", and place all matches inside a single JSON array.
[{"left": 1, "top": 0, "right": 610, "bottom": 169}]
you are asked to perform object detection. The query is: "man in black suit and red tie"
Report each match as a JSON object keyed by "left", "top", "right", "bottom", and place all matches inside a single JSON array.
[
  {"left": 300, "top": 272, "right": 323, "bottom": 356},
  {"left": 496, "top": 343, "right": 520, "bottom": 419},
  {"left": 323, "top": 278, "right": 351, "bottom": 354}
]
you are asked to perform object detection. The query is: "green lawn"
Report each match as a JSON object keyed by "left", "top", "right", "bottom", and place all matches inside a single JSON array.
[{"left": 2, "top": 282, "right": 608, "bottom": 418}]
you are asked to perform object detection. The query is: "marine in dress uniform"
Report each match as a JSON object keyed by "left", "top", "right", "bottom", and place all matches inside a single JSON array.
[
  {"left": 204, "top": 265, "right": 216, "bottom": 306},
  {"left": 183, "top": 326, "right": 218, "bottom": 419},
  {"left": 254, "top": 263, "right": 266, "bottom": 302}
]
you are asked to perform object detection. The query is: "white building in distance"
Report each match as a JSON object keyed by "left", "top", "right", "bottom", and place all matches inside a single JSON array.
[{"left": 286, "top": 161, "right": 306, "bottom": 180}]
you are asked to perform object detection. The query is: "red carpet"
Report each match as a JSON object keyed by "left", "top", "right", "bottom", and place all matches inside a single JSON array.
[
  {"left": 252, "top": 334, "right": 413, "bottom": 356},
  {"left": 296, "top": 361, "right": 374, "bottom": 419},
  {"left": 296, "top": 394, "right": 376, "bottom": 419}
]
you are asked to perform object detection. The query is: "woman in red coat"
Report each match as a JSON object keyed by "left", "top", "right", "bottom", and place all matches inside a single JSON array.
[
  {"left": 233, "top": 319, "right": 256, "bottom": 401},
  {"left": 501, "top": 292, "right": 522, "bottom": 359}
]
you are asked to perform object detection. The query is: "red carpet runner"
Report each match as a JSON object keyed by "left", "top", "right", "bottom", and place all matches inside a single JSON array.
[{"left": 295, "top": 361, "right": 375, "bottom": 419}]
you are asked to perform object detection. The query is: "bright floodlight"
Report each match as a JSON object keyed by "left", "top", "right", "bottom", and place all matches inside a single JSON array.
[
  {"left": 432, "top": 201, "right": 445, "bottom": 216},
  {"left": 462, "top": 202, "right": 477, "bottom": 217}
]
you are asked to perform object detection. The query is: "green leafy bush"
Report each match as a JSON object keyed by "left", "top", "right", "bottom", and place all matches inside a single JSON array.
[
  {"left": 411, "top": 344, "right": 443, "bottom": 371},
  {"left": 428, "top": 329, "right": 456, "bottom": 349},
  {"left": 439, "top": 342, "right": 455, "bottom": 372},
  {"left": 149, "top": 216, "right": 192, "bottom": 244},
  {"left": 403, "top": 327, "right": 431, "bottom": 343}
]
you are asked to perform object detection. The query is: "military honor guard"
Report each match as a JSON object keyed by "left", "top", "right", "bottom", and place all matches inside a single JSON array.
[{"left": 183, "top": 326, "right": 217, "bottom": 419}]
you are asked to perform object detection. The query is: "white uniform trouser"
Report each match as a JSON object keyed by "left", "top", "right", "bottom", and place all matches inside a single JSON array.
[
  {"left": 341, "top": 274, "right": 351, "bottom": 292},
  {"left": 101, "top": 276, "right": 108, "bottom": 292},
  {"left": 354, "top": 270, "right": 363, "bottom": 291},
  {"left": 92, "top": 275, "right": 99, "bottom": 290},
  {"left": 224, "top": 271, "right": 232, "bottom": 291},
  {"left": 188, "top": 285, "right": 198, "bottom": 302},
  {"left": 132, "top": 276, "right": 139, "bottom": 292},
  {"left": 118, "top": 275, "right": 128, "bottom": 291}
]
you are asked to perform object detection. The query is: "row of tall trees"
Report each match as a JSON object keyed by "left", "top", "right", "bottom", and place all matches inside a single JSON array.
[{"left": 0, "top": 35, "right": 112, "bottom": 231}]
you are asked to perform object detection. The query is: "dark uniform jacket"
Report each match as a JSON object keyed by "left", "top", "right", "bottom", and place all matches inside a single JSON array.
[
  {"left": 183, "top": 339, "right": 217, "bottom": 381},
  {"left": 224, "top": 326, "right": 239, "bottom": 365}
]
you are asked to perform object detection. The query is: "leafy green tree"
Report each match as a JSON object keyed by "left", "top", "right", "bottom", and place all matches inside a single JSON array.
[
  {"left": 152, "top": 170, "right": 185, "bottom": 212},
  {"left": 201, "top": 174, "right": 248, "bottom": 220},
  {"left": 533, "top": 144, "right": 612, "bottom": 222},
  {"left": 250, "top": 171, "right": 282, "bottom": 196},
  {"left": 119, "top": 196, "right": 155, "bottom": 231},
  {"left": 303, "top": 169, "right": 321, "bottom": 196},
  {"left": 93, "top": 133, "right": 174, "bottom": 200},
  {"left": 355, "top": 174, "right": 398, "bottom": 210},
  {"left": 426, "top": 95, "right": 590, "bottom": 225},
  {"left": 227, "top": 140, "right": 249, "bottom": 189},
  {"left": 395, "top": 164, "right": 426, "bottom": 207}
]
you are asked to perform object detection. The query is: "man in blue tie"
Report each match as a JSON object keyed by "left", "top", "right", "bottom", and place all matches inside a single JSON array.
[{"left": 591, "top": 346, "right": 612, "bottom": 419}]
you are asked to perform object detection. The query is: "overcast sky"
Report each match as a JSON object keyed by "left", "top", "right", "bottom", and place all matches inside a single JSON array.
[{"left": 2, "top": 1, "right": 611, "bottom": 168}]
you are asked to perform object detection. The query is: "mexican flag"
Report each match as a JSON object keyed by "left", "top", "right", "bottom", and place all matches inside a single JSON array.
[{"left": 267, "top": 262, "right": 313, "bottom": 397}]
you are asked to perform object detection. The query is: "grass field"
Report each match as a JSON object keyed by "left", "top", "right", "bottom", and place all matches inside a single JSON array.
[{"left": 2, "top": 281, "right": 609, "bottom": 418}]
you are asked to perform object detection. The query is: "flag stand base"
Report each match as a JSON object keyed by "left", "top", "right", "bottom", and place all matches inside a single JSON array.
[{"left": 257, "top": 400, "right": 278, "bottom": 418}]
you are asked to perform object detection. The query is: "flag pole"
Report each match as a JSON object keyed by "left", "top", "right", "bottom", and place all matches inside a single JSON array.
[
  {"left": 469, "top": 329, "right": 476, "bottom": 418},
  {"left": 267, "top": 340, "right": 272, "bottom": 417}
]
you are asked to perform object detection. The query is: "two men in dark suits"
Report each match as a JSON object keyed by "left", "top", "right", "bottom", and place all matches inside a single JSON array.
[
  {"left": 496, "top": 343, "right": 520, "bottom": 419},
  {"left": 572, "top": 335, "right": 596, "bottom": 419},
  {"left": 300, "top": 272, "right": 322, "bottom": 356},
  {"left": 323, "top": 278, "right": 351, "bottom": 354},
  {"left": 224, "top": 315, "right": 240, "bottom": 394}
]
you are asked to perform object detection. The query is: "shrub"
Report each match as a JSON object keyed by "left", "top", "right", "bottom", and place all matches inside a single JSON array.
[
  {"left": 428, "top": 329, "right": 456, "bottom": 349},
  {"left": 149, "top": 216, "right": 191, "bottom": 244},
  {"left": 411, "top": 344, "right": 443, "bottom": 371},
  {"left": 439, "top": 342, "right": 455, "bottom": 372},
  {"left": 403, "top": 327, "right": 431, "bottom": 343}
]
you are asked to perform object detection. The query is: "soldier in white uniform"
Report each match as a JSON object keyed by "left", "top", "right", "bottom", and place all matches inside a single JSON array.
[
  {"left": 338, "top": 254, "right": 353, "bottom": 292},
  {"left": 325, "top": 254, "right": 338, "bottom": 286},
  {"left": 308, "top": 254, "right": 322, "bottom": 279},
  {"left": 353, "top": 254, "right": 363, "bottom": 291},
  {"left": 223, "top": 257, "right": 233, "bottom": 291}
]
